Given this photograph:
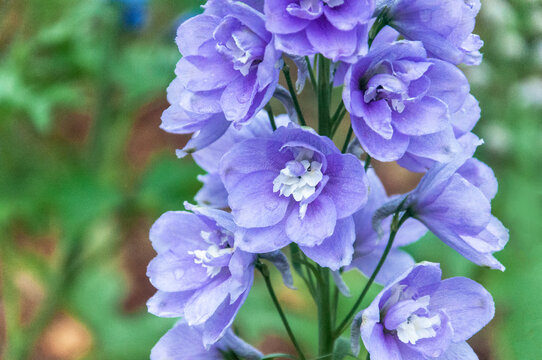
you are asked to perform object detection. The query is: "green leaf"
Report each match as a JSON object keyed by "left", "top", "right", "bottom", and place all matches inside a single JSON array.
[
  {"left": 138, "top": 156, "right": 202, "bottom": 214},
  {"left": 67, "top": 261, "right": 175, "bottom": 359}
]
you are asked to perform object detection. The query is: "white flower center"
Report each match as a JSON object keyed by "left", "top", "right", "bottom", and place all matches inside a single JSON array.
[
  {"left": 396, "top": 314, "right": 441, "bottom": 344},
  {"left": 188, "top": 230, "right": 234, "bottom": 278},
  {"left": 273, "top": 153, "right": 323, "bottom": 218}
]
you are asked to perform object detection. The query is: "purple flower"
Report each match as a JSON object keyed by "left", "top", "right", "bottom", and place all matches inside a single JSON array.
[
  {"left": 146, "top": 205, "right": 256, "bottom": 346},
  {"left": 343, "top": 34, "right": 477, "bottom": 171},
  {"left": 264, "top": 0, "right": 374, "bottom": 62},
  {"left": 347, "top": 169, "right": 427, "bottom": 285},
  {"left": 219, "top": 126, "right": 368, "bottom": 269},
  {"left": 376, "top": 153, "right": 508, "bottom": 270},
  {"left": 383, "top": 0, "right": 483, "bottom": 66},
  {"left": 162, "top": 0, "right": 282, "bottom": 156},
  {"left": 354, "top": 262, "right": 495, "bottom": 360},
  {"left": 194, "top": 111, "right": 292, "bottom": 208},
  {"left": 152, "top": 321, "right": 263, "bottom": 359}
]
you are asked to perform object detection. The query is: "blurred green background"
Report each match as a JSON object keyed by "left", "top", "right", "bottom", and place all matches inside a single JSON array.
[{"left": 0, "top": 0, "right": 540, "bottom": 359}]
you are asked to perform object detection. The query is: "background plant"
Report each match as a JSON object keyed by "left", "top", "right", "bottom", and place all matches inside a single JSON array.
[{"left": 0, "top": 0, "right": 540, "bottom": 359}]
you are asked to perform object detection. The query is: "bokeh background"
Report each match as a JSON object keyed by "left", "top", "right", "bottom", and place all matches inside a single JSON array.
[{"left": 1, "top": 0, "right": 541, "bottom": 359}]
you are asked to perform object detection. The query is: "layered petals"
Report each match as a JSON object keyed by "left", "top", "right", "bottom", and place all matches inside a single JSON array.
[
  {"left": 163, "top": 0, "right": 282, "bottom": 155},
  {"left": 355, "top": 262, "right": 494, "bottom": 360},
  {"left": 219, "top": 126, "right": 368, "bottom": 267},
  {"left": 265, "top": 0, "right": 373, "bottom": 62}
]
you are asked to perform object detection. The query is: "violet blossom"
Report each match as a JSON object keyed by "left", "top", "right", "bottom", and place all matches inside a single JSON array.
[
  {"left": 353, "top": 262, "right": 495, "bottom": 359},
  {"left": 151, "top": 321, "right": 262, "bottom": 359},
  {"left": 264, "top": 0, "right": 374, "bottom": 62},
  {"left": 381, "top": 0, "right": 484, "bottom": 66},
  {"left": 146, "top": 205, "right": 256, "bottom": 347},
  {"left": 219, "top": 125, "right": 368, "bottom": 269},
  {"left": 375, "top": 153, "right": 508, "bottom": 270},
  {"left": 343, "top": 31, "right": 478, "bottom": 171},
  {"left": 162, "top": 0, "right": 282, "bottom": 156}
]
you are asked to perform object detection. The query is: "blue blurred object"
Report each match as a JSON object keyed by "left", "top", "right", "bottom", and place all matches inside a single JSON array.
[{"left": 114, "top": 0, "right": 148, "bottom": 31}]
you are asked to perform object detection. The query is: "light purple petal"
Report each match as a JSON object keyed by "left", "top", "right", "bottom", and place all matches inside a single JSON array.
[
  {"left": 147, "top": 290, "right": 192, "bottom": 318},
  {"left": 220, "top": 138, "right": 290, "bottom": 190},
  {"left": 416, "top": 174, "right": 491, "bottom": 236},
  {"left": 322, "top": 153, "right": 368, "bottom": 218},
  {"left": 392, "top": 96, "right": 450, "bottom": 136},
  {"left": 228, "top": 170, "right": 290, "bottom": 228},
  {"left": 457, "top": 158, "right": 498, "bottom": 201},
  {"left": 306, "top": 18, "right": 358, "bottom": 61},
  {"left": 451, "top": 94, "right": 480, "bottom": 137},
  {"left": 234, "top": 213, "right": 293, "bottom": 253},
  {"left": 176, "top": 15, "right": 220, "bottom": 56},
  {"left": 363, "top": 323, "right": 403, "bottom": 360},
  {"left": 147, "top": 251, "right": 211, "bottom": 292},
  {"left": 183, "top": 276, "right": 231, "bottom": 325},
  {"left": 151, "top": 321, "right": 223, "bottom": 360},
  {"left": 220, "top": 70, "right": 258, "bottom": 122},
  {"left": 361, "top": 100, "right": 394, "bottom": 139},
  {"left": 352, "top": 249, "right": 415, "bottom": 286},
  {"left": 195, "top": 174, "right": 229, "bottom": 209},
  {"left": 265, "top": 0, "right": 310, "bottom": 34},
  {"left": 323, "top": 0, "right": 373, "bottom": 31},
  {"left": 300, "top": 216, "right": 356, "bottom": 270},
  {"left": 177, "top": 114, "right": 231, "bottom": 157},
  {"left": 405, "top": 126, "right": 460, "bottom": 165},
  {"left": 177, "top": 56, "right": 237, "bottom": 92},
  {"left": 150, "top": 211, "right": 210, "bottom": 254},
  {"left": 429, "top": 277, "right": 494, "bottom": 342},
  {"left": 436, "top": 341, "right": 478, "bottom": 360},
  {"left": 201, "top": 287, "right": 252, "bottom": 347},
  {"left": 352, "top": 117, "right": 410, "bottom": 162},
  {"left": 274, "top": 31, "right": 316, "bottom": 55},
  {"left": 286, "top": 195, "right": 337, "bottom": 246},
  {"left": 425, "top": 59, "right": 470, "bottom": 113}
]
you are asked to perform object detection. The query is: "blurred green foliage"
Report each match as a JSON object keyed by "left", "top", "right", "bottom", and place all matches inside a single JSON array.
[{"left": 0, "top": 0, "right": 541, "bottom": 359}]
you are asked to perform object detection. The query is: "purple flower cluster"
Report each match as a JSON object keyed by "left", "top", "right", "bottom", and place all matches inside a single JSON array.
[{"left": 148, "top": 0, "right": 507, "bottom": 358}]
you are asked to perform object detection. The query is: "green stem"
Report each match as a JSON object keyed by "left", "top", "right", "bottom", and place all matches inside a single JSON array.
[
  {"left": 331, "top": 285, "right": 340, "bottom": 328},
  {"left": 262, "top": 354, "right": 298, "bottom": 360},
  {"left": 87, "top": 4, "right": 120, "bottom": 169},
  {"left": 305, "top": 56, "right": 318, "bottom": 93},
  {"left": 334, "top": 211, "right": 410, "bottom": 337},
  {"left": 317, "top": 55, "right": 331, "bottom": 136},
  {"left": 257, "top": 263, "right": 306, "bottom": 360},
  {"left": 364, "top": 155, "right": 372, "bottom": 171},
  {"left": 330, "top": 104, "right": 347, "bottom": 137},
  {"left": 16, "top": 236, "right": 83, "bottom": 359},
  {"left": 283, "top": 65, "right": 307, "bottom": 127},
  {"left": 290, "top": 244, "right": 317, "bottom": 298},
  {"left": 317, "top": 267, "right": 334, "bottom": 358},
  {"left": 331, "top": 101, "right": 345, "bottom": 125},
  {"left": 341, "top": 127, "right": 353, "bottom": 153},
  {"left": 265, "top": 104, "right": 277, "bottom": 131}
]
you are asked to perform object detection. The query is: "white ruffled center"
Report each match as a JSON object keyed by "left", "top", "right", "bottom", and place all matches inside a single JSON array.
[
  {"left": 187, "top": 230, "right": 234, "bottom": 278},
  {"left": 396, "top": 314, "right": 441, "bottom": 344},
  {"left": 273, "top": 153, "right": 324, "bottom": 218}
]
